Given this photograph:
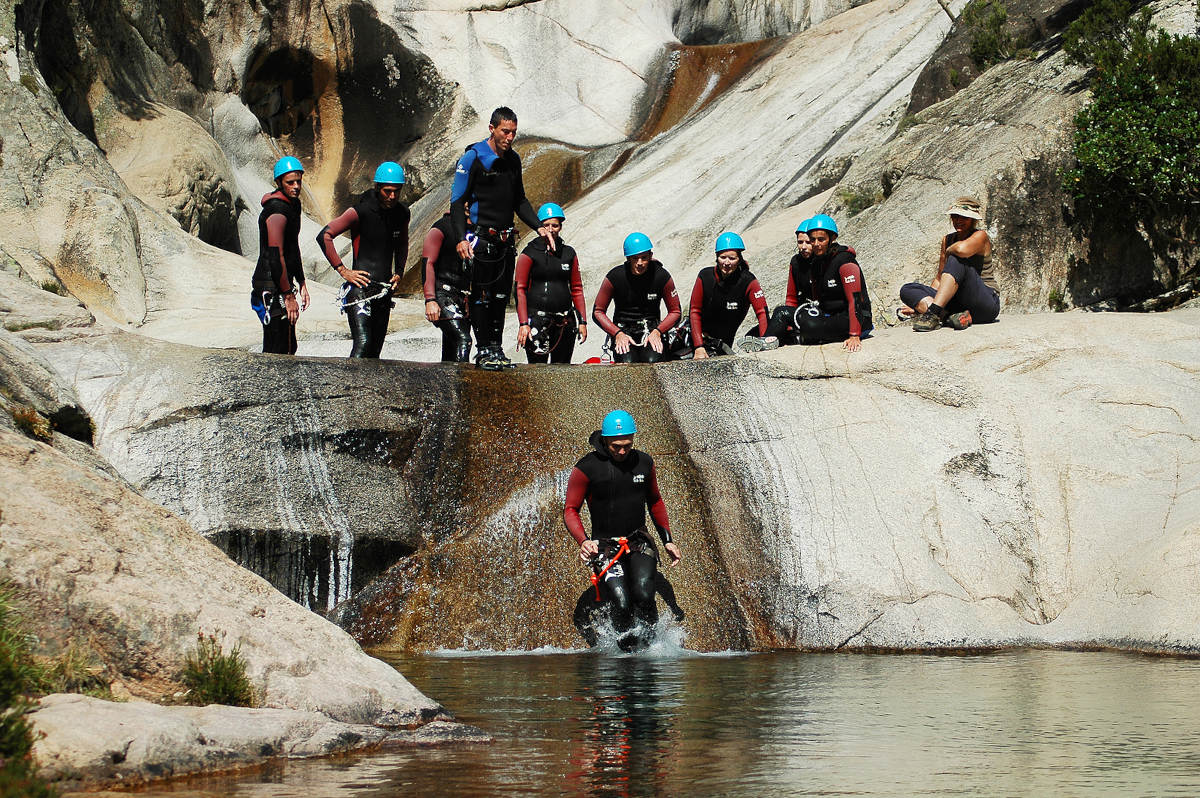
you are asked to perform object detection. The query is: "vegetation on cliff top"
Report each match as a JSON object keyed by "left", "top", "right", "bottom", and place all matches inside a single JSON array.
[
  {"left": 1063, "top": 0, "right": 1200, "bottom": 229},
  {"left": 0, "top": 585, "right": 57, "bottom": 797}
]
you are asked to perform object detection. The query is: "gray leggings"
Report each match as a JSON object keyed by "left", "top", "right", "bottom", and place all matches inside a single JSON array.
[{"left": 900, "top": 255, "right": 1000, "bottom": 323}]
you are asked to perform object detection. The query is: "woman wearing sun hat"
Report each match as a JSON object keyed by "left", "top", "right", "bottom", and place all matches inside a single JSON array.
[{"left": 899, "top": 196, "right": 1000, "bottom": 331}]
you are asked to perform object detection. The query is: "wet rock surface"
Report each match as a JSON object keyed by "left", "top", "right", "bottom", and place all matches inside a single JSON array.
[{"left": 31, "top": 694, "right": 487, "bottom": 789}]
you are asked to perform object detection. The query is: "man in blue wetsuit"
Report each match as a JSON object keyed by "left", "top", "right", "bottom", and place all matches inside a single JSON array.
[{"left": 450, "top": 107, "right": 555, "bottom": 370}]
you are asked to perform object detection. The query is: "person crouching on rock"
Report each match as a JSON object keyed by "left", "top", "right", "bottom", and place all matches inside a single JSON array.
[
  {"left": 515, "top": 203, "right": 588, "bottom": 363},
  {"left": 564, "top": 410, "right": 682, "bottom": 651},
  {"left": 689, "top": 232, "right": 770, "bottom": 358},
  {"left": 422, "top": 205, "right": 474, "bottom": 362},
  {"left": 899, "top": 196, "right": 1000, "bottom": 332},
  {"left": 592, "top": 233, "right": 681, "bottom": 364},
  {"left": 753, "top": 218, "right": 817, "bottom": 350},
  {"left": 762, "top": 214, "right": 872, "bottom": 352},
  {"left": 251, "top": 157, "right": 311, "bottom": 355},
  {"left": 317, "top": 162, "right": 410, "bottom": 358}
]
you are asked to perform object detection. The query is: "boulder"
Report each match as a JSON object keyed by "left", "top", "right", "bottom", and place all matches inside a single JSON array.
[
  {"left": 31, "top": 694, "right": 487, "bottom": 789},
  {"left": 0, "top": 423, "right": 445, "bottom": 724}
]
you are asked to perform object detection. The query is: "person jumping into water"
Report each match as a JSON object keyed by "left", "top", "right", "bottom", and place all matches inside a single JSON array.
[{"left": 564, "top": 410, "right": 682, "bottom": 651}]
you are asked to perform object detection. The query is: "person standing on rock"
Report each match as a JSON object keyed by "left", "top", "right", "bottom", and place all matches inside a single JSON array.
[
  {"left": 422, "top": 207, "right": 474, "bottom": 362},
  {"left": 564, "top": 410, "right": 683, "bottom": 651},
  {"left": 760, "top": 214, "right": 871, "bottom": 352},
  {"left": 899, "top": 197, "right": 1000, "bottom": 332},
  {"left": 515, "top": 203, "right": 588, "bottom": 364},
  {"left": 251, "top": 156, "right": 310, "bottom": 355},
  {"left": 689, "top": 232, "right": 770, "bottom": 358},
  {"left": 592, "top": 233, "right": 682, "bottom": 364},
  {"left": 450, "top": 107, "right": 555, "bottom": 370},
  {"left": 317, "top": 162, "right": 410, "bottom": 359},
  {"left": 746, "top": 218, "right": 816, "bottom": 351}
]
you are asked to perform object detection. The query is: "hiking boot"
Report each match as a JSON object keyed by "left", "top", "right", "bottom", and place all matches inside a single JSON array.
[
  {"left": 912, "top": 310, "right": 944, "bottom": 332},
  {"left": 737, "top": 336, "right": 765, "bottom": 353},
  {"left": 477, "top": 347, "right": 514, "bottom": 371},
  {"left": 946, "top": 310, "right": 973, "bottom": 330},
  {"left": 759, "top": 335, "right": 780, "bottom": 350}
]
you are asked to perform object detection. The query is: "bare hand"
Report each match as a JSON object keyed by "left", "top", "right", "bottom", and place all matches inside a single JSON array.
[
  {"left": 844, "top": 335, "right": 861, "bottom": 353},
  {"left": 693, "top": 346, "right": 708, "bottom": 360},
  {"left": 614, "top": 331, "right": 633, "bottom": 354},
  {"left": 538, "top": 226, "right": 556, "bottom": 253},
  {"left": 424, "top": 300, "right": 441, "bottom": 322},
  {"left": 342, "top": 268, "right": 371, "bottom": 288},
  {"left": 284, "top": 293, "right": 299, "bottom": 324},
  {"left": 664, "top": 542, "right": 682, "bottom": 566},
  {"left": 516, "top": 324, "right": 530, "bottom": 347},
  {"left": 299, "top": 283, "right": 311, "bottom": 312},
  {"left": 577, "top": 323, "right": 588, "bottom": 343},
  {"left": 580, "top": 539, "right": 599, "bottom": 559},
  {"left": 647, "top": 328, "right": 663, "bottom": 354},
  {"left": 389, "top": 274, "right": 403, "bottom": 291},
  {"left": 456, "top": 240, "right": 474, "bottom": 260}
]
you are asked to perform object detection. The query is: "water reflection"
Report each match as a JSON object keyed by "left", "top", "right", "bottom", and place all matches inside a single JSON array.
[{"left": 128, "top": 650, "right": 1200, "bottom": 797}]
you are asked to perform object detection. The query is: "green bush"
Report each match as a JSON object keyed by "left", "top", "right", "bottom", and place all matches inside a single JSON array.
[
  {"left": 182, "top": 634, "right": 255, "bottom": 707},
  {"left": 839, "top": 187, "right": 884, "bottom": 216},
  {"left": 1062, "top": 0, "right": 1200, "bottom": 220},
  {"left": 1047, "top": 288, "right": 1068, "bottom": 312},
  {"left": 0, "top": 585, "right": 57, "bottom": 797},
  {"left": 38, "top": 280, "right": 65, "bottom": 296},
  {"left": 963, "top": 0, "right": 1016, "bottom": 68}
]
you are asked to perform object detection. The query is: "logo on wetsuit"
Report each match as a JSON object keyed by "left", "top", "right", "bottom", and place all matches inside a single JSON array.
[
  {"left": 633, "top": 474, "right": 645, "bottom": 483},
  {"left": 844, "top": 274, "right": 857, "bottom": 284},
  {"left": 726, "top": 301, "right": 739, "bottom": 310},
  {"left": 646, "top": 293, "right": 659, "bottom": 300}
]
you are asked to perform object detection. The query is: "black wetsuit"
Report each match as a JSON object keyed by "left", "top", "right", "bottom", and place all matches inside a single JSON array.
[
  {"left": 423, "top": 214, "right": 474, "bottom": 362},
  {"left": 251, "top": 190, "right": 305, "bottom": 355},
  {"left": 317, "top": 189, "right": 410, "bottom": 358},
  {"left": 564, "top": 431, "right": 674, "bottom": 649},
  {"left": 690, "top": 266, "right": 769, "bottom": 354},
  {"left": 592, "top": 261, "right": 682, "bottom": 364},
  {"left": 516, "top": 237, "right": 586, "bottom": 364},
  {"left": 449, "top": 140, "right": 540, "bottom": 359},
  {"left": 766, "top": 244, "right": 872, "bottom": 344}
]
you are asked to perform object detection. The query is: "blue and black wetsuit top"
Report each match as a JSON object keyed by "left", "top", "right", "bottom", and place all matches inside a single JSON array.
[{"left": 449, "top": 140, "right": 540, "bottom": 244}]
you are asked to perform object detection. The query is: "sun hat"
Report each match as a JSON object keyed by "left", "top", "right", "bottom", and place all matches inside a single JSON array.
[{"left": 947, "top": 196, "right": 984, "bottom": 220}]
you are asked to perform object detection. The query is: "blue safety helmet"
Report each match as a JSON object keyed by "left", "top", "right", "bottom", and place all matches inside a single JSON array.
[
  {"left": 808, "top": 214, "right": 839, "bottom": 236},
  {"left": 538, "top": 202, "right": 566, "bottom": 223},
  {"left": 601, "top": 409, "right": 637, "bottom": 438},
  {"left": 796, "top": 218, "right": 814, "bottom": 234},
  {"left": 373, "top": 161, "right": 405, "bottom": 185},
  {"left": 623, "top": 232, "right": 653, "bottom": 258},
  {"left": 273, "top": 156, "right": 304, "bottom": 180},
  {"left": 715, "top": 231, "right": 746, "bottom": 253}
]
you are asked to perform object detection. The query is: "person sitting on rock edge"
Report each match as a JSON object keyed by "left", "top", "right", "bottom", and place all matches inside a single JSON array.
[
  {"left": 564, "top": 409, "right": 683, "bottom": 651},
  {"left": 760, "top": 214, "right": 871, "bottom": 352},
  {"left": 422, "top": 206, "right": 474, "bottom": 362},
  {"left": 592, "top": 233, "right": 682, "bottom": 364},
  {"left": 515, "top": 203, "right": 588, "bottom": 364},
  {"left": 317, "top": 162, "right": 410, "bottom": 358},
  {"left": 690, "top": 232, "right": 770, "bottom": 358},
  {"left": 748, "top": 218, "right": 816, "bottom": 350},
  {"left": 251, "top": 156, "right": 310, "bottom": 355},
  {"left": 899, "top": 196, "right": 1000, "bottom": 332}
]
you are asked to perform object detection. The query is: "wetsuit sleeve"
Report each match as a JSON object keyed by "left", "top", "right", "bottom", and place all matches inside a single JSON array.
[
  {"left": 564, "top": 467, "right": 590, "bottom": 544},
  {"left": 569, "top": 256, "right": 586, "bottom": 324},
  {"left": 317, "top": 208, "right": 359, "bottom": 270},
  {"left": 449, "top": 150, "right": 477, "bottom": 243},
  {"left": 785, "top": 268, "right": 800, "bottom": 308},
  {"left": 657, "top": 278, "right": 682, "bottom": 334},
  {"left": 515, "top": 253, "right": 534, "bottom": 325},
  {"left": 839, "top": 262, "right": 866, "bottom": 338},
  {"left": 422, "top": 227, "right": 445, "bottom": 302},
  {"left": 646, "top": 463, "right": 672, "bottom": 544},
  {"left": 689, "top": 276, "right": 705, "bottom": 347},
  {"left": 265, "top": 213, "right": 293, "bottom": 292},
  {"left": 747, "top": 278, "right": 769, "bottom": 335},
  {"left": 394, "top": 206, "right": 410, "bottom": 278},
  {"left": 592, "top": 278, "right": 620, "bottom": 336}
]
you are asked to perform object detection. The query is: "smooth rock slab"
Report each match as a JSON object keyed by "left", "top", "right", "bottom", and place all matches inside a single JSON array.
[{"left": 32, "top": 694, "right": 489, "bottom": 788}]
